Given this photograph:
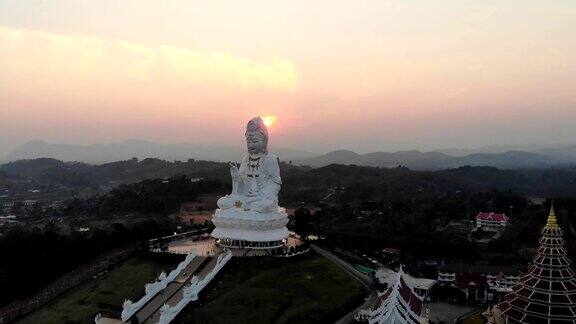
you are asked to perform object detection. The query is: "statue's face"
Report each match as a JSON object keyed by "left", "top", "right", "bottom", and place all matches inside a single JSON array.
[{"left": 246, "top": 132, "right": 266, "bottom": 154}]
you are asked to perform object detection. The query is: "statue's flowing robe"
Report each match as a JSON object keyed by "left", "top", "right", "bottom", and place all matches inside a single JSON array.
[{"left": 236, "top": 154, "right": 281, "bottom": 200}]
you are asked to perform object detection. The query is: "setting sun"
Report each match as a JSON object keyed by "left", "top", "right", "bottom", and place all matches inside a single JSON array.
[{"left": 261, "top": 116, "right": 277, "bottom": 128}]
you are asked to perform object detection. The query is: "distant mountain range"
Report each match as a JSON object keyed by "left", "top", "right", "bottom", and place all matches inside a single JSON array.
[
  {"left": 3, "top": 140, "right": 576, "bottom": 170},
  {"left": 435, "top": 144, "right": 561, "bottom": 156},
  {"left": 297, "top": 146, "right": 576, "bottom": 170},
  {"left": 1, "top": 140, "right": 315, "bottom": 164}
]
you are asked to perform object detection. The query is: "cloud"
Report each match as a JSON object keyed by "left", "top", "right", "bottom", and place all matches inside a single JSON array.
[{"left": 0, "top": 26, "right": 297, "bottom": 92}]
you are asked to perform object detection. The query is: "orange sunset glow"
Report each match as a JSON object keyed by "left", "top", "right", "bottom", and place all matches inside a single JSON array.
[
  {"left": 0, "top": 0, "right": 575, "bottom": 156},
  {"left": 261, "top": 116, "right": 278, "bottom": 128}
]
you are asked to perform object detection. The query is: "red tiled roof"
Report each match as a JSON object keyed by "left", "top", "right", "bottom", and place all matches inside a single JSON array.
[
  {"left": 375, "top": 286, "right": 393, "bottom": 308},
  {"left": 369, "top": 271, "right": 423, "bottom": 323},
  {"left": 399, "top": 276, "right": 423, "bottom": 316},
  {"left": 476, "top": 212, "right": 508, "bottom": 222}
]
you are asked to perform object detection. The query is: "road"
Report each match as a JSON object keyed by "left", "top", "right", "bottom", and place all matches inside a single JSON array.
[{"left": 311, "top": 245, "right": 377, "bottom": 324}]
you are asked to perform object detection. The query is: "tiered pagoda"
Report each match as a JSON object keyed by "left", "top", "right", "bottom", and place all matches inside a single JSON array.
[
  {"left": 496, "top": 205, "right": 576, "bottom": 324},
  {"left": 356, "top": 267, "right": 428, "bottom": 324}
]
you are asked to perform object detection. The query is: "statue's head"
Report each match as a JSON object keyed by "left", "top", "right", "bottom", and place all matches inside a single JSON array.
[{"left": 245, "top": 117, "right": 268, "bottom": 155}]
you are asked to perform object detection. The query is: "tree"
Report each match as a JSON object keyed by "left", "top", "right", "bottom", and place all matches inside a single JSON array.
[{"left": 294, "top": 207, "right": 311, "bottom": 234}]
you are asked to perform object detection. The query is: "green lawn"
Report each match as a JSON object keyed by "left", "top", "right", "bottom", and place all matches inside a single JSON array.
[
  {"left": 17, "top": 254, "right": 182, "bottom": 324},
  {"left": 18, "top": 252, "right": 364, "bottom": 324},
  {"left": 181, "top": 252, "right": 365, "bottom": 324}
]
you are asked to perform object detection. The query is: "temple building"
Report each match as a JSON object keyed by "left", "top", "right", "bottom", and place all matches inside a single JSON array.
[
  {"left": 376, "top": 268, "right": 436, "bottom": 301},
  {"left": 437, "top": 264, "right": 520, "bottom": 302},
  {"left": 492, "top": 205, "right": 576, "bottom": 324},
  {"left": 476, "top": 212, "right": 509, "bottom": 231},
  {"left": 356, "top": 267, "right": 428, "bottom": 324}
]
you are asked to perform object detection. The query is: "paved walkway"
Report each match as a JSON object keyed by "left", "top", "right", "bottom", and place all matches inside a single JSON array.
[
  {"left": 147, "top": 256, "right": 222, "bottom": 324},
  {"left": 425, "top": 302, "right": 478, "bottom": 323},
  {"left": 130, "top": 256, "right": 208, "bottom": 323},
  {"left": 167, "top": 238, "right": 221, "bottom": 256}
]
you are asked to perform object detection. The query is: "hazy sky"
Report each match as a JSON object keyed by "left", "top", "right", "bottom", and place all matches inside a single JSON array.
[{"left": 1, "top": 0, "right": 575, "bottom": 155}]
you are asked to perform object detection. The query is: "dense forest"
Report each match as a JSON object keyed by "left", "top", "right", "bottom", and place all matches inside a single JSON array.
[
  {"left": 61, "top": 176, "right": 226, "bottom": 218},
  {"left": 0, "top": 219, "right": 176, "bottom": 307},
  {"left": 2, "top": 158, "right": 576, "bottom": 197},
  {"left": 0, "top": 158, "right": 231, "bottom": 188},
  {"left": 0, "top": 177, "right": 223, "bottom": 307},
  {"left": 3, "top": 158, "right": 576, "bottom": 308}
]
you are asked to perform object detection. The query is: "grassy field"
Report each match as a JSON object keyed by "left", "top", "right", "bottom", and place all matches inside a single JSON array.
[
  {"left": 17, "top": 253, "right": 182, "bottom": 324},
  {"left": 181, "top": 252, "right": 365, "bottom": 324}
]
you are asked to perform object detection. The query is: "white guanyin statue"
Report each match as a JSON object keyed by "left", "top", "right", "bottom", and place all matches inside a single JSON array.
[
  {"left": 211, "top": 117, "right": 289, "bottom": 249},
  {"left": 216, "top": 117, "right": 281, "bottom": 213}
]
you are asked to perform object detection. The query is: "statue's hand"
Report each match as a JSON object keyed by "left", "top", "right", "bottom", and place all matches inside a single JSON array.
[{"left": 229, "top": 162, "right": 239, "bottom": 179}]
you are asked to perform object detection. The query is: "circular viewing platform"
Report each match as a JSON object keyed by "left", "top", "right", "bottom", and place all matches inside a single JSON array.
[
  {"left": 216, "top": 238, "right": 285, "bottom": 249},
  {"left": 211, "top": 207, "right": 290, "bottom": 244}
]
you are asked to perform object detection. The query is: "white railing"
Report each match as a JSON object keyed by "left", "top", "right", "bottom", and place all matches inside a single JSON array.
[
  {"left": 157, "top": 250, "right": 232, "bottom": 324},
  {"left": 120, "top": 251, "right": 197, "bottom": 322}
]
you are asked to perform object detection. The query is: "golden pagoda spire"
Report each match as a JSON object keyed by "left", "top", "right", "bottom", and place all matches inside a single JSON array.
[{"left": 545, "top": 202, "right": 558, "bottom": 228}]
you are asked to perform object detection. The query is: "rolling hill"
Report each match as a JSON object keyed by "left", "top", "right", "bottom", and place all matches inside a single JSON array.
[
  {"left": 2, "top": 140, "right": 315, "bottom": 164},
  {"left": 298, "top": 149, "right": 572, "bottom": 170}
]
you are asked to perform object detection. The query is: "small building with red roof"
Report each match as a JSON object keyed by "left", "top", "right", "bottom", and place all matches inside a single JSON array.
[{"left": 476, "top": 212, "right": 509, "bottom": 231}]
